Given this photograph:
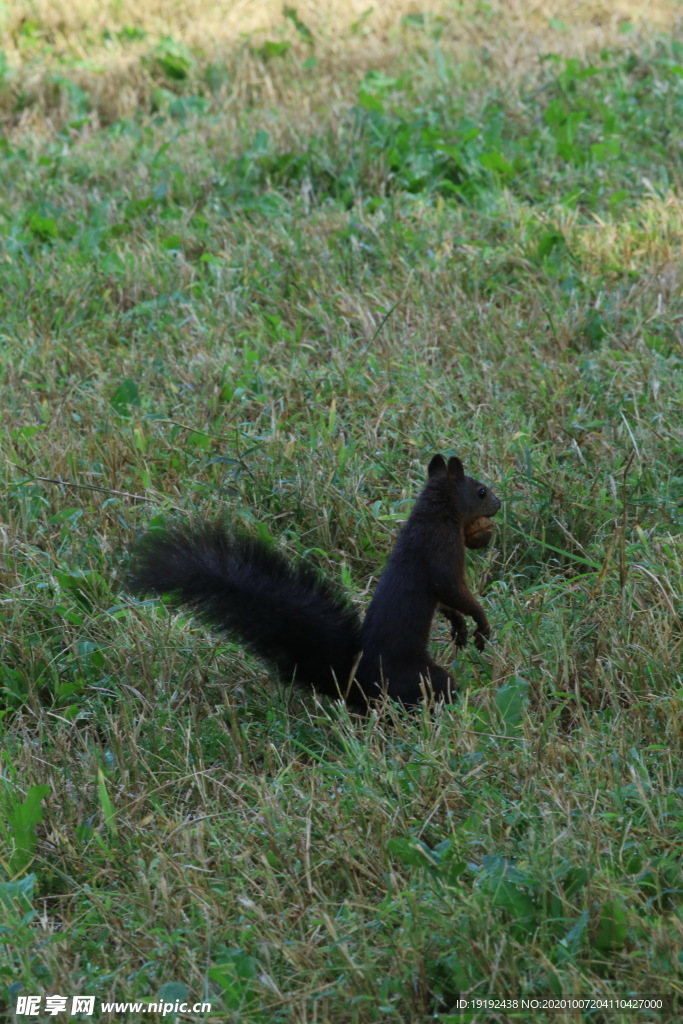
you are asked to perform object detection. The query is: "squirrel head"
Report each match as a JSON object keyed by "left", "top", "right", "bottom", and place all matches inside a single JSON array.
[{"left": 427, "top": 454, "right": 502, "bottom": 525}]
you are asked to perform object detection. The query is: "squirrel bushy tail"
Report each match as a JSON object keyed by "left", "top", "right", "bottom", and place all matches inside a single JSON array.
[{"left": 130, "top": 525, "right": 364, "bottom": 704}]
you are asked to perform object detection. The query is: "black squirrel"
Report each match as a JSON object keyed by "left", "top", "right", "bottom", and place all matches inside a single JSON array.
[{"left": 129, "top": 455, "right": 501, "bottom": 711}]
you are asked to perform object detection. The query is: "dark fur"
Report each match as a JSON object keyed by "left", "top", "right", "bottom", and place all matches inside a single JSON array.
[
  {"left": 129, "top": 528, "right": 365, "bottom": 704},
  {"left": 129, "top": 455, "right": 501, "bottom": 711}
]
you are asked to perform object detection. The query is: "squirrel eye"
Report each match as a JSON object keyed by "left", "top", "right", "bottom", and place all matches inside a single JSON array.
[{"left": 478, "top": 487, "right": 487, "bottom": 499}]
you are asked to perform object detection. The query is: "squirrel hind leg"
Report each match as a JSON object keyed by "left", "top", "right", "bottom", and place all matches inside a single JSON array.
[
  {"left": 420, "top": 662, "right": 456, "bottom": 705},
  {"left": 379, "top": 660, "right": 455, "bottom": 709}
]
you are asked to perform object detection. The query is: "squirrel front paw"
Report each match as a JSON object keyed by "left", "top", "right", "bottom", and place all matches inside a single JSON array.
[
  {"left": 452, "top": 622, "right": 469, "bottom": 648},
  {"left": 473, "top": 625, "right": 490, "bottom": 652}
]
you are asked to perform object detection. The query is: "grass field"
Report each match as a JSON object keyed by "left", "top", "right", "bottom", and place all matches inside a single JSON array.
[{"left": 1, "top": 1, "right": 683, "bottom": 1021}]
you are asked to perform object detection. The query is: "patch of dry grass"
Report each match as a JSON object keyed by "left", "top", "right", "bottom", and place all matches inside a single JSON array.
[{"left": 2, "top": 0, "right": 681, "bottom": 134}]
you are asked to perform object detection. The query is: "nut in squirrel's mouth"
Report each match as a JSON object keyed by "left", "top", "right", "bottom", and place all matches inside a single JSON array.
[{"left": 463, "top": 516, "right": 496, "bottom": 550}]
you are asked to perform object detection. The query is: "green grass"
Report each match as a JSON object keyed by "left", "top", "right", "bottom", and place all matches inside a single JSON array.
[{"left": 1, "top": 2, "right": 682, "bottom": 1022}]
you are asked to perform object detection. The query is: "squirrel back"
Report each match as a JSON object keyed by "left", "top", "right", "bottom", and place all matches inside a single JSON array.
[{"left": 129, "top": 455, "right": 501, "bottom": 710}]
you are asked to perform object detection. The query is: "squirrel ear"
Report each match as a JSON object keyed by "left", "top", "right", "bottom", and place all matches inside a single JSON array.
[
  {"left": 447, "top": 456, "right": 465, "bottom": 481},
  {"left": 428, "top": 454, "right": 447, "bottom": 477}
]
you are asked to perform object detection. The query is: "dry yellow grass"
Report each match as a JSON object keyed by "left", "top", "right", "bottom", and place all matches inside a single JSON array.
[
  {"left": 4, "top": 0, "right": 678, "bottom": 56},
  {"left": 2, "top": 0, "right": 681, "bottom": 136}
]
